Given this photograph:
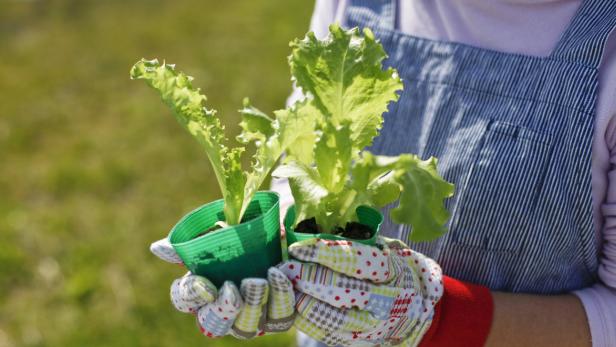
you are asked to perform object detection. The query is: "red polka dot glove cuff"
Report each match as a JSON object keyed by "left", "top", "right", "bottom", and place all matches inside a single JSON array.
[
  {"left": 279, "top": 237, "right": 444, "bottom": 346},
  {"left": 419, "top": 276, "right": 494, "bottom": 347}
]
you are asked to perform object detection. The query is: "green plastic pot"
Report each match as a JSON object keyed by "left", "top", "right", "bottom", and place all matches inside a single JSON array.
[
  {"left": 283, "top": 205, "right": 384, "bottom": 247},
  {"left": 169, "top": 191, "right": 282, "bottom": 287}
]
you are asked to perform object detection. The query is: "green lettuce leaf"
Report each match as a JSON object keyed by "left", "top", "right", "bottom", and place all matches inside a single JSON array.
[
  {"left": 289, "top": 24, "right": 402, "bottom": 151},
  {"left": 273, "top": 99, "right": 319, "bottom": 164},
  {"left": 131, "top": 59, "right": 324, "bottom": 224},
  {"left": 272, "top": 162, "right": 327, "bottom": 225},
  {"left": 346, "top": 153, "right": 454, "bottom": 241},
  {"left": 130, "top": 59, "right": 246, "bottom": 224},
  {"left": 237, "top": 98, "right": 274, "bottom": 144},
  {"left": 314, "top": 122, "right": 352, "bottom": 193},
  {"left": 390, "top": 156, "right": 454, "bottom": 241},
  {"left": 347, "top": 153, "right": 455, "bottom": 241}
]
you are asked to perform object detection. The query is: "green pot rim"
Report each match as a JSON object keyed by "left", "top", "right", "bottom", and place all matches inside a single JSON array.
[
  {"left": 283, "top": 205, "right": 383, "bottom": 247},
  {"left": 169, "top": 191, "right": 280, "bottom": 246},
  {"left": 168, "top": 191, "right": 282, "bottom": 287}
]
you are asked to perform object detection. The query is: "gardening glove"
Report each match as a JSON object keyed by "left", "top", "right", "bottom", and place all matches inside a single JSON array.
[
  {"left": 150, "top": 237, "right": 296, "bottom": 339},
  {"left": 279, "top": 237, "right": 443, "bottom": 347}
]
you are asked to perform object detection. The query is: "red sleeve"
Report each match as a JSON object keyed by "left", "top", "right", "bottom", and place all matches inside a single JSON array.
[{"left": 419, "top": 276, "right": 494, "bottom": 347}]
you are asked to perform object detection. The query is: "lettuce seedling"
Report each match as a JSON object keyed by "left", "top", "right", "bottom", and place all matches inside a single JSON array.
[
  {"left": 273, "top": 25, "right": 454, "bottom": 242},
  {"left": 130, "top": 60, "right": 313, "bottom": 226}
]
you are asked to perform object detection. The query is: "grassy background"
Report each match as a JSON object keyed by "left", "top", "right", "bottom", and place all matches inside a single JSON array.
[{"left": 0, "top": 1, "right": 313, "bottom": 346}]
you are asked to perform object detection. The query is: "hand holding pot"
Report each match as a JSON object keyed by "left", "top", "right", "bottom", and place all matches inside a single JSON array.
[
  {"left": 279, "top": 237, "right": 443, "bottom": 346},
  {"left": 150, "top": 238, "right": 296, "bottom": 339}
]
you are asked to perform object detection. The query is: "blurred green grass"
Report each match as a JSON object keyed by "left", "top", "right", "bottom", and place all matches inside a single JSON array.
[{"left": 0, "top": 1, "right": 312, "bottom": 346}]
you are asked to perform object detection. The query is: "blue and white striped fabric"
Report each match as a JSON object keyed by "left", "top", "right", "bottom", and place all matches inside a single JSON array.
[{"left": 346, "top": 0, "right": 616, "bottom": 295}]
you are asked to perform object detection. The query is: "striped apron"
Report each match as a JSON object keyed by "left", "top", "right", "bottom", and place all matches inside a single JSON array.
[{"left": 298, "top": 0, "right": 616, "bottom": 345}]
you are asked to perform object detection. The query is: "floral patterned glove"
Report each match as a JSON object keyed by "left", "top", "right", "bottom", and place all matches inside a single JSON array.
[
  {"left": 150, "top": 238, "right": 296, "bottom": 339},
  {"left": 279, "top": 237, "right": 443, "bottom": 346}
]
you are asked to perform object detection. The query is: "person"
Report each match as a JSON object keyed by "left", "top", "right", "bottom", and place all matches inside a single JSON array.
[{"left": 152, "top": 0, "right": 616, "bottom": 346}]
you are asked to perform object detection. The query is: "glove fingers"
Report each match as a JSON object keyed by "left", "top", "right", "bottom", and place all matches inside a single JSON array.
[
  {"left": 378, "top": 236, "right": 412, "bottom": 251},
  {"left": 264, "top": 267, "right": 295, "bottom": 333},
  {"left": 197, "top": 281, "right": 243, "bottom": 338},
  {"left": 231, "top": 278, "right": 269, "bottom": 339},
  {"left": 281, "top": 261, "right": 421, "bottom": 323},
  {"left": 295, "top": 292, "right": 379, "bottom": 333},
  {"left": 170, "top": 273, "right": 217, "bottom": 313},
  {"left": 296, "top": 292, "right": 422, "bottom": 346},
  {"left": 294, "top": 312, "right": 356, "bottom": 347},
  {"left": 150, "top": 238, "right": 183, "bottom": 264},
  {"left": 398, "top": 249, "right": 444, "bottom": 321},
  {"left": 288, "top": 238, "right": 394, "bottom": 283},
  {"left": 279, "top": 261, "right": 374, "bottom": 310},
  {"left": 384, "top": 240, "right": 442, "bottom": 290}
]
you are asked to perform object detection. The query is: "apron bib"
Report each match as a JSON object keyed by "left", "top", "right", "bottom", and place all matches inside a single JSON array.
[{"left": 345, "top": 0, "right": 616, "bottom": 294}]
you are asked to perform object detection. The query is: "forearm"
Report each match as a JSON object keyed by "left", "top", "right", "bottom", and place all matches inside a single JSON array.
[{"left": 485, "top": 292, "right": 591, "bottom": 347}]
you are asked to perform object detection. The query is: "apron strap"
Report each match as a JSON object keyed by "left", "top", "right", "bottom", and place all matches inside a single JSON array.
[
  {"left": 550, "top": 0, "right": 616, "bottom": 68},
  {"left": 345, "top": 0, "right": 398, "bottom": 31}
]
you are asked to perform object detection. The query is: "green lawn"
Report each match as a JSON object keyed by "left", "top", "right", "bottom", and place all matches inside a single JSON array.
[{"left": 0, "top": 1, "right": 312, "bottom": 346}]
